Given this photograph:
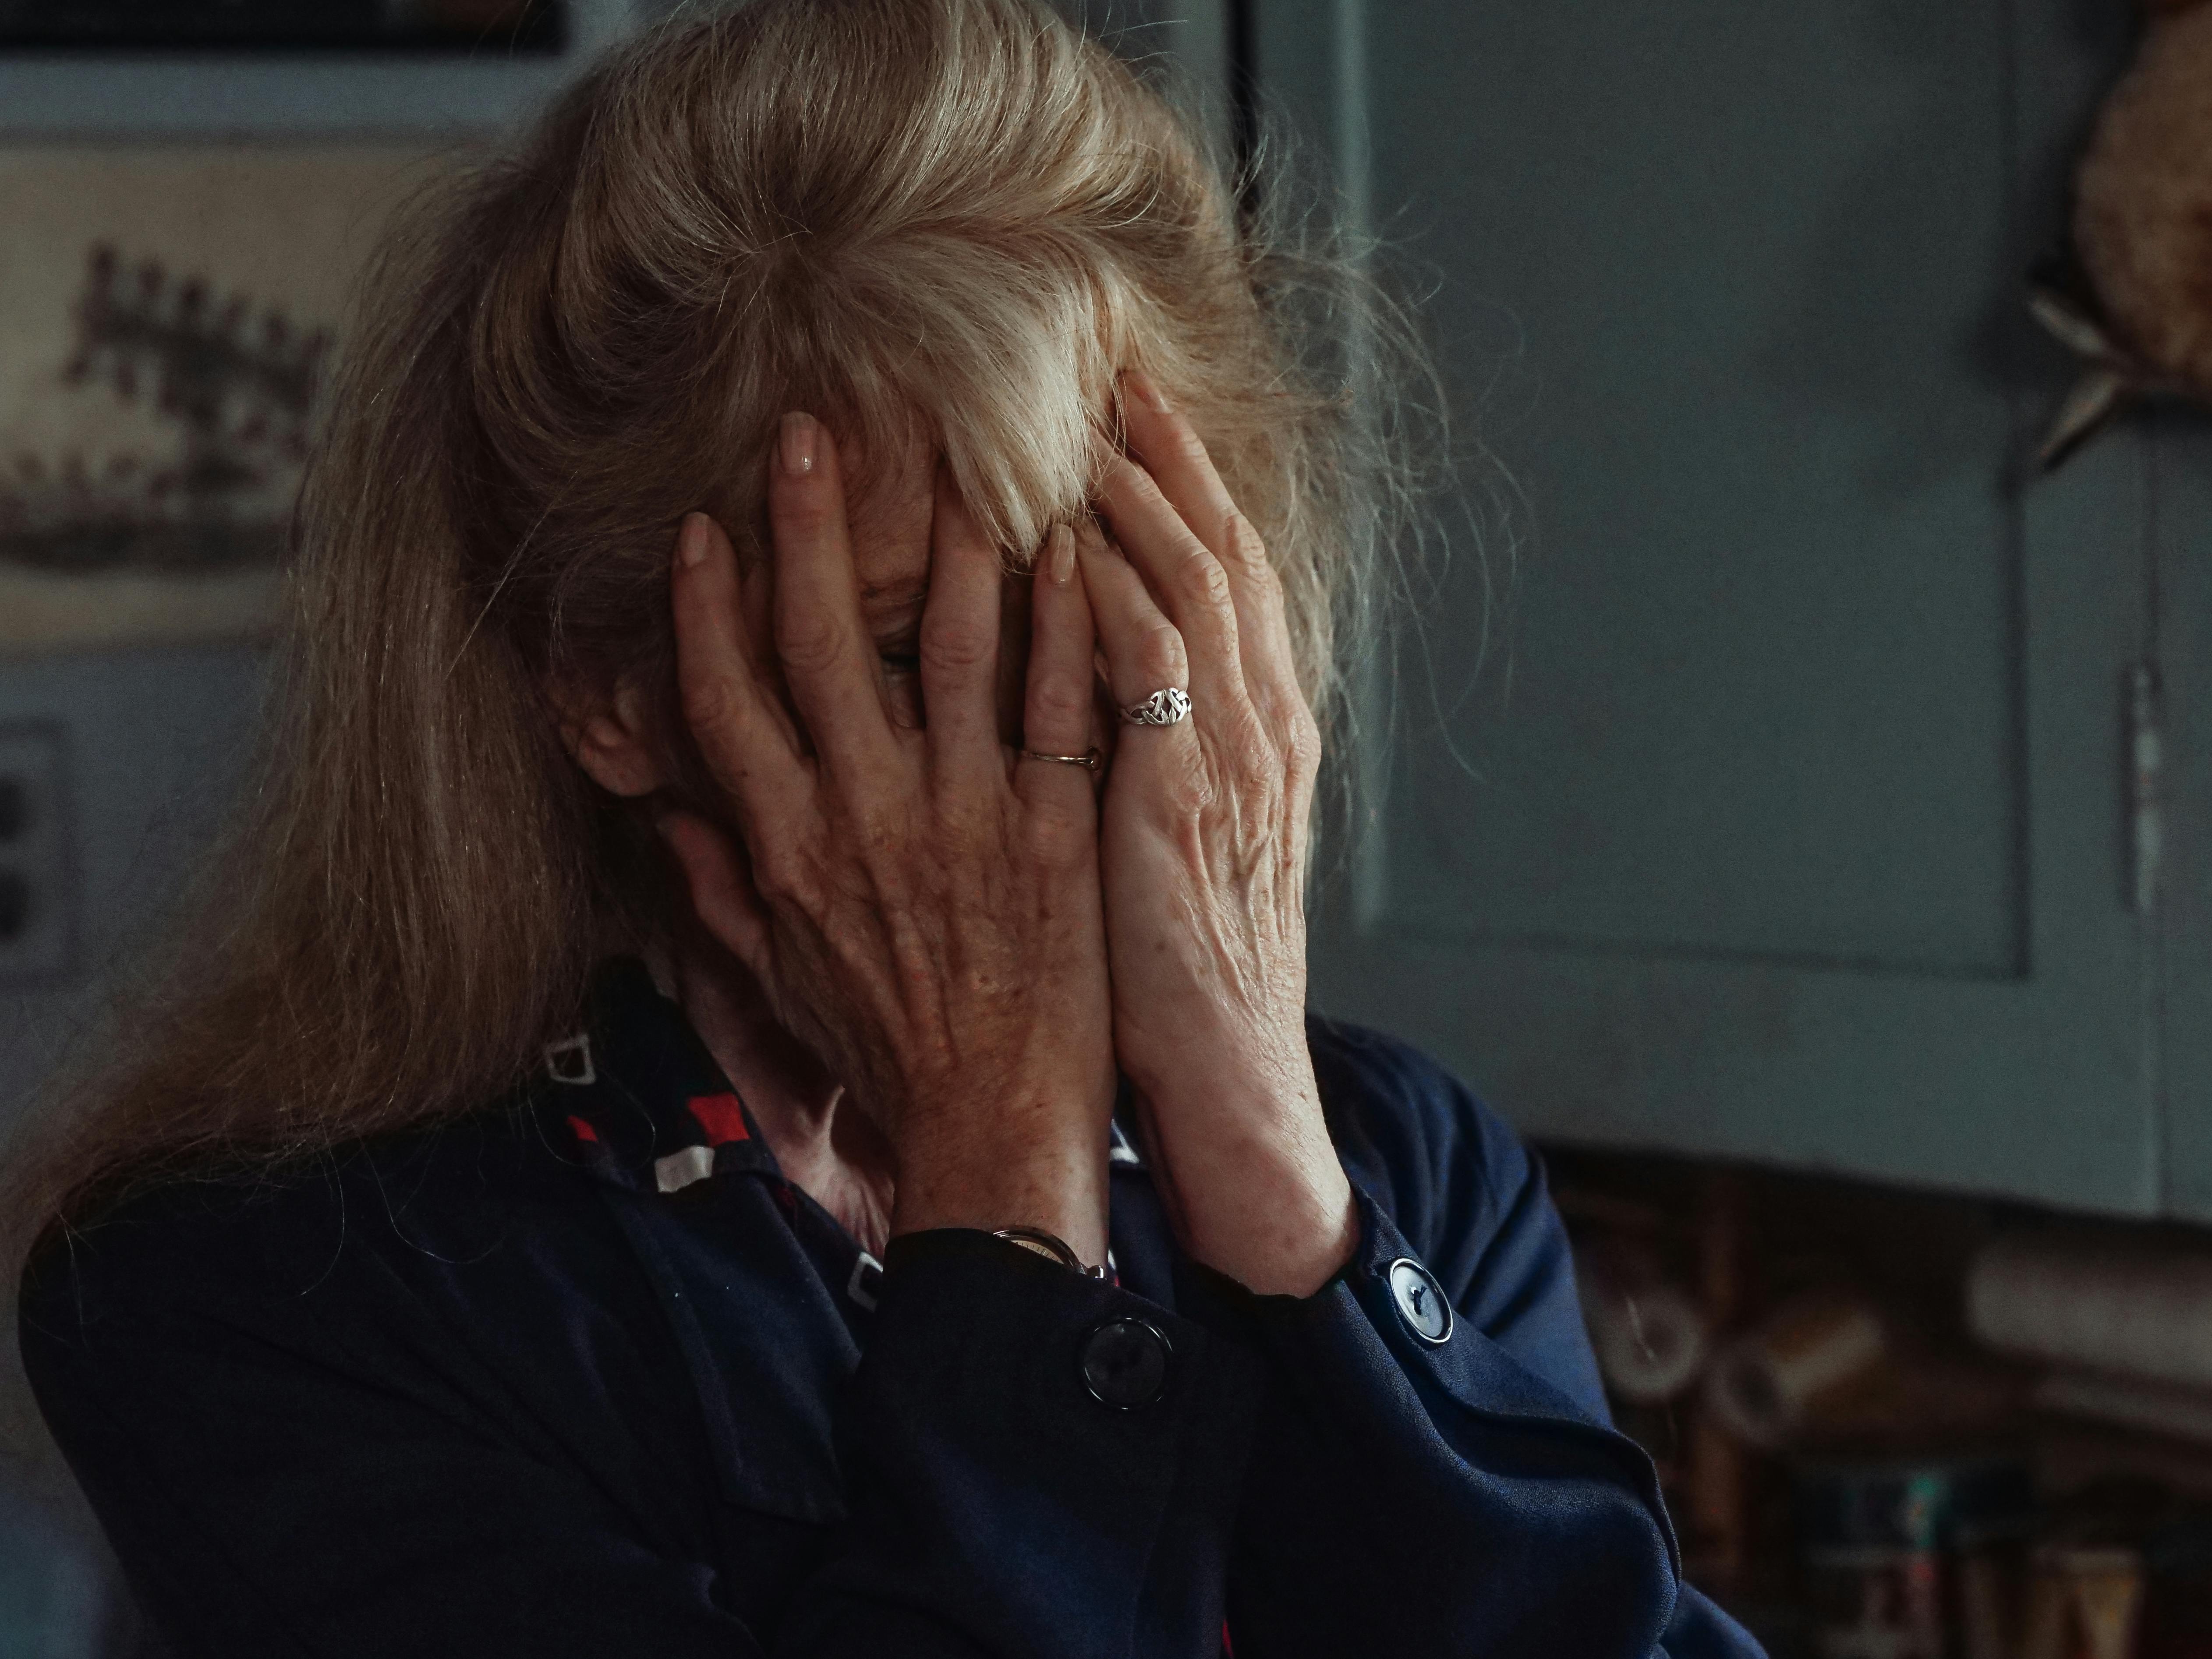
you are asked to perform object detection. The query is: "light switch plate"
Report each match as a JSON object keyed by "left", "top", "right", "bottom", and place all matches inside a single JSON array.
[{"left": 0, "top": 722, "right": 74, "bottom": 984}]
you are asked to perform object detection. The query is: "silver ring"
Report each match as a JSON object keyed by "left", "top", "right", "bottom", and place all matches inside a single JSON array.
[
  {"left": 1119, "top": 688, "right": 1192, "bottom": 727},
  {"left": 1019, "top": 747, "right": 1102, "bottom": 771}
]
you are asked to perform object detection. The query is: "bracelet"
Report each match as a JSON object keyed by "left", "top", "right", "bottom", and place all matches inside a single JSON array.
[{"left": 992, "top": 1226, "right": 1109, "bottom": 1280}]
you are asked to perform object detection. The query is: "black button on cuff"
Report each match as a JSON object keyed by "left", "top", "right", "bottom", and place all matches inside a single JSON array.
[
  {"left": 1079, "top": 1316, "right": 1171, "bottom": 1409},
  {"left": 1387, "top": 1257, "right": 1453, "bottom": 1345}
]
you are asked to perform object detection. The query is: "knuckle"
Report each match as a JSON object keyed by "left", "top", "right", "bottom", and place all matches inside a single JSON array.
[
  {"left": 927, "top": 787, "right": 988, "bottom": 844},
  {"left": 679, "top": 671, "right": 740, "bottom": 738},
  {"left": 1026, "top": 671, "right": 1091, "bottom": 729},
  {"left": 1135, "top": 621, "right": 1189, "bottom": 689},
  {"left": 918, "top": 615, "right": 994, "bottom": 677},
  {"left": 1115, "top": 454, "right": 1166, "bottom": 503},
  {"left": 1127, "top": 466, "right": 1181, "bottom": 523},
  {"left": 1232, "top": 727, "right": 1281, "bottom": 796},
  {"left": 1163, "top": 761, "right": 1214, "bottom": 820},
  {"left": 851, "top": 800, "right": 903, "bottom": 860},
  {"left": 748, "top": 839, "right": 813, "bottom": 907},
  {"left": 774, "top": 612, "right": 844, "bottom": 676},
  {"left": 1221, "top": 511, "right": 1271, "bottom": 573},
  {"left": 1175, "top": 545, "right": 1234, "bottom": 614},
  {"left": 1163, "top": 420, "right": 1213, "bottom": 472}
]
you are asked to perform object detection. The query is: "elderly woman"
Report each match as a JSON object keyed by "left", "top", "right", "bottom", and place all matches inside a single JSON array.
[{"left": 14, "top": 3, "right": 1763, "bottom": 1655}]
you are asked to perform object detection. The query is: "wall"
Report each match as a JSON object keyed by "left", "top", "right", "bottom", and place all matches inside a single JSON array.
[{"left": 0, "top": 647, "right": 268, "bottom": 1126}]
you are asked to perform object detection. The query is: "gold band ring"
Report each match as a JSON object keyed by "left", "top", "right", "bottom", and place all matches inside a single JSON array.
[{"left": 1019, "top": 747, "right": 1103, "bottom": 771}]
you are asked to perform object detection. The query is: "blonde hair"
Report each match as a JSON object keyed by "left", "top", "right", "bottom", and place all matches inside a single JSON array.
[{"left": 10, "top": 0, "right": 1426, "bottom": 1247}]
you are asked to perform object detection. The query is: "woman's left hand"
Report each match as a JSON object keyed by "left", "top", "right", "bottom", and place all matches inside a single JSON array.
[{"left": 1081, "top": 373, "right": 1358, "bottom": 1298}]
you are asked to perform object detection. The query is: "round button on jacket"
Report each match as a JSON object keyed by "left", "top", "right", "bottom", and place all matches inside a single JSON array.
[
  {"left": 1387, "top": 1257, "right": 1454, "bottom": 1345},
  {"left": 1079, "top": 1317, "right": 1171, "bottom": 1409}
]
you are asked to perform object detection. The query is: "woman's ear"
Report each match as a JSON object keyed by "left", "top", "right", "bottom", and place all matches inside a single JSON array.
[{"left": 551, "top": 674, "right": 669, "bottom": 799}]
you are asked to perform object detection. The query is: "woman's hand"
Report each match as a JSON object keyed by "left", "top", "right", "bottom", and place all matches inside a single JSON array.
[
  {"left": 1081, "top": 375, "right": 1358, "bottom": 1297},
  {"left": 658, "top": 414, "right": 1117, "bottom": 1266}
]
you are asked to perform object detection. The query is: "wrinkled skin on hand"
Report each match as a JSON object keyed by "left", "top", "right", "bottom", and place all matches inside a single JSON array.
[
  {"left": 652, "top": 387, "right": 1356, "bottom": 1295},
  {"left": 1080, "top": 373, "right": 1354, "bottom": 1297},
  {"left": 658, "top": 415, "right": 1116, "bottom": 1266}
]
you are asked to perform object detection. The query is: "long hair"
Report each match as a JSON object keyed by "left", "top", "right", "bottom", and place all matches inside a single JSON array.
[{"left": 6, "top": 0, "right": 1431, "bottom": 1257}]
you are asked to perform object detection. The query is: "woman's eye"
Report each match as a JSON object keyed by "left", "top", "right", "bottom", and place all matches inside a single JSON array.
[{"left": 879, "top": 649, "right": 921, "bottom": 675}]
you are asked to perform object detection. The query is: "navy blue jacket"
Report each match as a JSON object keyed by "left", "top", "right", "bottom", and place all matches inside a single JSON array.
[{"left": 20, "top": 959, "right": 1763, "bottom": 1657}]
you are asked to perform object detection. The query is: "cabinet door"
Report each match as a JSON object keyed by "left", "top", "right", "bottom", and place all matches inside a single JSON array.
[
  {"left": 1263, "top": 0, "right": 2158, "bottom": 1212},
  {"left": 2158, "top": 425, "right": 2212, "bottom": 1223}
]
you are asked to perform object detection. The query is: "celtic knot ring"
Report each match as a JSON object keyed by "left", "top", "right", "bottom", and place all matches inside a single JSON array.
[{"left": 1119, "top": 688, "right": 1193, "bottom": 727}]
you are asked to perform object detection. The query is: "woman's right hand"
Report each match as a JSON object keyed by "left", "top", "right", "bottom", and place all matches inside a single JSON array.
[{"left": 656, "top": 413, "right": 1116, "bottom": 1266}]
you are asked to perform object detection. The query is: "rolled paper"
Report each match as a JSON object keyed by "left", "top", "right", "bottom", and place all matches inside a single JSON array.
[
  {"left": 1968, "top": 1233, "right": 2212, "bottom": 1388},
  {"left": 1704, "top": 1292, "right": 1887, "bottom": 1448},
  {"left": 1577, "top": 1264, "right": 1710, "bottom": 1403},
  {"left": 2072, "top": 1554, "right": 2145, "bottom": 1659},
  {"left": 2033, "top": 1367, "right": 2212, "bottom": 1446},
  {"left": 2022, "top": 1545, "right": 2144, "bottom": 1659}
]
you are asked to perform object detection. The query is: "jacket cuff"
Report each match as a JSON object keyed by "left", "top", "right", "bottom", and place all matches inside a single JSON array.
[
  {"left": 809, "top": 1228, "right": 1259, "bottom": 1659},
  {"left": 1172, "top": 1182, "right": 1678, "bottom": 1564},
  {"left": 1167, "top": 1189, "right": 1687, "bottom": 1655}
]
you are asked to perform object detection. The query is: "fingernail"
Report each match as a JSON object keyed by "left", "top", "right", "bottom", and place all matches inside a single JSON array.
[
  {"left": 1049, "top": 525, "right": 1076, "bottom": 586},
  {"left": 1126, "top": 369, "right": 1172, "bottom": 414},
  {"left": 779, "top": 411, "right": 817, "bottom": 476},
  {"left": 677, "top": 513, "right": 709, "bottom": 568}
]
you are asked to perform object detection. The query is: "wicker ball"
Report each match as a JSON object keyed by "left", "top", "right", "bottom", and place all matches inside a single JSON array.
[{"left": 2075, "top": 4, "right": 2212, "bottom": 397}]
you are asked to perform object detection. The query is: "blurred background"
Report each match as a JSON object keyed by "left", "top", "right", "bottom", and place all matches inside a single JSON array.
[{"left": 2, "top": 1, "right": 2210, "bottom": 1654}]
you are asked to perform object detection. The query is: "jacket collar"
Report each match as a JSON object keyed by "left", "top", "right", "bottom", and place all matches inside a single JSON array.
[
  {"left": 522, "top": 955, "right": 1160, "bottom": 1528},
  {"left": 530, "top": 958, "right": 859, "bottom": 1524},
  {"left": 535, "top": 956, "right": 782, "bottom": 1195},
  {"left": 539, "top": 954, "right": 1150, "bottom": 1186}
]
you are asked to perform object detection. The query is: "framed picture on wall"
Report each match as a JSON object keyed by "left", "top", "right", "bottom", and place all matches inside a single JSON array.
[
  {"left": 0, "top": 0, "right": 641, "bottom": 139},
  {"left": 0, "top": 144, "right": 458, "bottom": 653},
  {"left": 0, "top": 0, "right": 566, "bottom": 52}
]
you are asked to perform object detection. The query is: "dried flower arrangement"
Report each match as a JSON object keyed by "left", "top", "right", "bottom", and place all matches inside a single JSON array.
[{"left": 2036, "top": 0, "right": 2212, "bottom": 467}]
